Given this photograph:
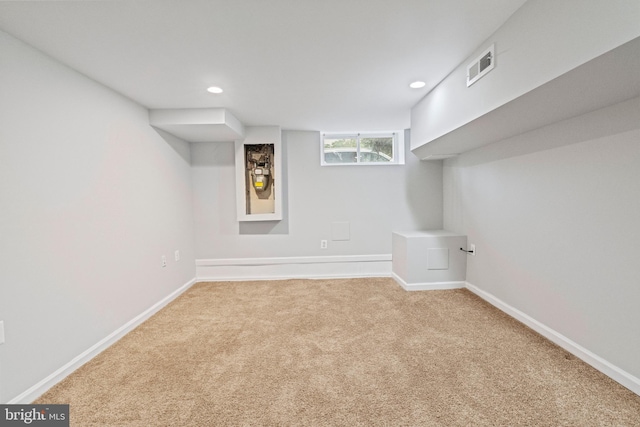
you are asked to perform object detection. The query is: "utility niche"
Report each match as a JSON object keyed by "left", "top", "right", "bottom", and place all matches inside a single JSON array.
[
  {"left": 244, "top": 144, "right": 275, "bottom": 214},
  {"left": 235, "top": 126, "right": 282, "bottom": 222}
]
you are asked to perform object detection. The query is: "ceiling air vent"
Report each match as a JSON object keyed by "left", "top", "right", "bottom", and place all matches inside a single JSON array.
[{"left": 467, "top": 44, "right": 495, "bottom": 87}]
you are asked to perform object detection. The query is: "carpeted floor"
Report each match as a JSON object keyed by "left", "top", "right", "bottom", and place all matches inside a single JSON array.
[{"left": 36, "top": 278, "right": 640, "bottom": 426}]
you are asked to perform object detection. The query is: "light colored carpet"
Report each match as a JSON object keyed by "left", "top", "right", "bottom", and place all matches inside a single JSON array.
[{"left": 36, "top": 278, "right": 640, "bottom": 426}]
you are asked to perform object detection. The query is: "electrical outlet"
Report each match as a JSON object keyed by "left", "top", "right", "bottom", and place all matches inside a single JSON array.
[
  {"left": 174, "top": 250, "right": 180, "bottom": 262},
  {"left": 161, "top": 256, "right": 167, "bottom": 267},
  {"left": 320, "top": 240, "right": 328, "bottom": 249},
  {"left": 469, "top": 244, "right": 476, "bottom": 256},
  {"left": 0, "top": 321, "right": 5, "bottom": 345}
]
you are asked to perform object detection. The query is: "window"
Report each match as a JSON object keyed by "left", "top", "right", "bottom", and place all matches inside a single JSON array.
[{"left": 321, "top": 132, "right": 404, "bottom": 166}]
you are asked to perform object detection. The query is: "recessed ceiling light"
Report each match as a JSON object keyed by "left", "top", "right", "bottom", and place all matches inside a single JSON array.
[
  {"left": 409, "top": 81, "right": 426, "bottom": 89},
  {"left": 207, "top": 86, "right": 224, "bottom": 94}
]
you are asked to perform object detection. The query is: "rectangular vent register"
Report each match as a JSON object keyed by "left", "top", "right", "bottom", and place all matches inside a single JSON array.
[{"left": 467, "top": 44, "right": 495, "bottom": 87}]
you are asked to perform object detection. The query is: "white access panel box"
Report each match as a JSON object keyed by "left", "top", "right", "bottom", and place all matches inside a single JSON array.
[{"left": 392, "top": 230, "right": 467, "bottom": 291}]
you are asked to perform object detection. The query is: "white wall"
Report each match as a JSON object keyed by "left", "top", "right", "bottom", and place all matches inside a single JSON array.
[
  {"left": 0, "top": 30, "right": 196, "bottom": 402},
  {"left": 192, "top": 130, "right": 442, "bottom": 260},
  {"left": 443, "top": 97, "right": 640, "bottom": 380},
  {"left": 411, "top": 0, "right": 640, "bottom": 152}
]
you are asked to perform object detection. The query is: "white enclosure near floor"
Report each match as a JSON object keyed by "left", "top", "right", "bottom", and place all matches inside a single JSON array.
[{"left": 392, "top": 230, "right": 467, "bottom": 291}]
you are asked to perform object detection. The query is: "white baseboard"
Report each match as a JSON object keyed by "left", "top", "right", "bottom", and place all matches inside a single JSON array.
[
  {"left": 465, "top": 281, "right": 640, "bottom": 396},
  {"left": 8, "top": 277, "right": 197, "bottom": 404},
  {"left": 392, "top": 272, "right": 465, "bottom": 291},
  {"left": 196, "top": 255, "right": 392, "bottom": 281}
]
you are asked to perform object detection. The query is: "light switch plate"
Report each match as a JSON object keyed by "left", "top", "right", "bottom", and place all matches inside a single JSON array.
[{"left": 0, "top": 321, "right": 5, "bottom": 345}]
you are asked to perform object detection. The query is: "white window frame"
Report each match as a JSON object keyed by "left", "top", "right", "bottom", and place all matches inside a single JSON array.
[{"left": 320, "top": 131, "right": 405, "bottom": 166}]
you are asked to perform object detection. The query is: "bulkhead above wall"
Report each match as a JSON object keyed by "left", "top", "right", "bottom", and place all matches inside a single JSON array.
[
  {"left": 149, "top": 107, "right": 244, "bottom": 142},
  {"left": 410, "top": 0, "right": 640, "bottom": 160}
]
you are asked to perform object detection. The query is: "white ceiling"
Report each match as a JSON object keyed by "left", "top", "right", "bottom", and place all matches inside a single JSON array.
[{"left": 0, "top": 0, "right": 527, "bottom": 132}]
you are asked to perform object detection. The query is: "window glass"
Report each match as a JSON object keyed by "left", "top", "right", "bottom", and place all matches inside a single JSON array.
[
  {"left": 323, "top": 136, "right": 357, "bottom": 164},
  {"left": 359, "top": 137, "right": 393, "bottom": 163},
  {"left": 321, "top": 133, "right": 403, "bottom": 166}
]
